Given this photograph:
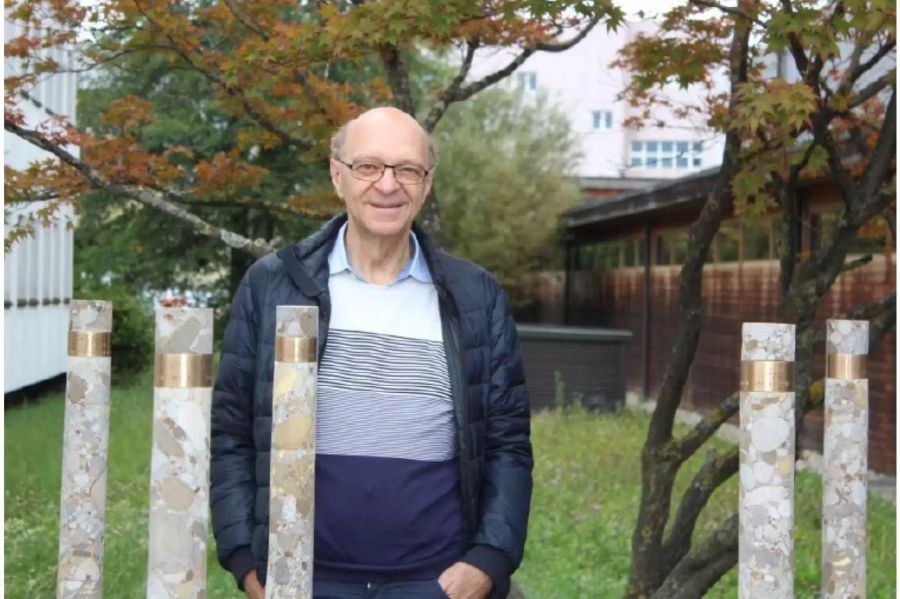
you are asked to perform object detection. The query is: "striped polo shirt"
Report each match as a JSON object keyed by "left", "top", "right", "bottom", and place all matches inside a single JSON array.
[{"left": 313, "top": 223, "right": 464, "bottom": 582}]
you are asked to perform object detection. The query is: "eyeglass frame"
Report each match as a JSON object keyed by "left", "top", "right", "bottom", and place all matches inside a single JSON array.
[{"left": 333, "top": 158, "right": 431, "bottom": 185}]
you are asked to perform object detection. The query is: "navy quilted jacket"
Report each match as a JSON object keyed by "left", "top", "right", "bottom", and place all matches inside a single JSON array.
[{"left": 210, "top": 214, "right": 533, "bottom": 598}]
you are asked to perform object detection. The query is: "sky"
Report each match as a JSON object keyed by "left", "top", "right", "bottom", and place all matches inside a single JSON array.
[{"left": 620, "top": 0, "right": 685, "bottom": 20}]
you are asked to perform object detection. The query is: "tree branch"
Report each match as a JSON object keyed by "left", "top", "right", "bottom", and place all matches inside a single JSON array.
[
  {"left": 626, "top": 17, "right": 752, "bottom": 598},
  {"left": 780, "top": 0, "right": 810, "bottom": 74},
  {"left": 858, "top": 86, "right": 895, "bottom": 213},
  {"left": 647, "top": 8, "right": 751, "bottom": 447},
  {"left": 133, "top": 0, "right": 308, "bottom": 149},
  {"left": 849, "top": 70, "right": 895, "bottom": 109},
  {"left": 5, "top": 119, "right": 273, "bottom": 257},
  {"left": 651, "top": 513, "right": 739, "bottom": 599},
  {"left": 222, "top": 0, "right": 269, "bottom": 40},
  {"left": 805, "top": 3, "right": 845, "bottom": 90},
  {"left": 440, "top": 48, "right": 535, "bottom": 112},
  {"left": 671, "top": 392, "right": 739, "bottom": 464},
  {"left": 422, "top": 16, "right": 601, "bottom": 132},
  {"left": 661, "top": 446, "right": 739, "bottom": 573},
  {"left": 153, "top": 189, "right": 319, "bottom": 216},
  {"left": 840, "top": 253, "right": 873, "bottom": 274},
  {"left": 771, "top": 140, "right": 821, "bottom": 297},
  {"left": 379, "top": 44, "right": 415, "bottom": 116},
  {"left": 867, "top": 291, "right": 896, "bottom": 353},
  {"left": 841, "top": 39, "right": 896, "bottom": 94},
  {"left": 534, "top": 16, "right": 601, "bottom": 52},
  {"left": 4, "top": 189, "right": 61, "bottom": 204},
  {"left": 688, "top": 0, "right": 767, "bottom": 26},
  {"left": 423, "top": 38, "right": 479, "bottom": 132},
  {"left": 811, "top": 291, "right": 895, "bottom": 346}
]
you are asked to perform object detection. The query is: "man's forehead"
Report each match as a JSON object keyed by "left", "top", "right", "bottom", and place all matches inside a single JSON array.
[{"left": 344, "top": 110, "right": 428, "bottom": 159}]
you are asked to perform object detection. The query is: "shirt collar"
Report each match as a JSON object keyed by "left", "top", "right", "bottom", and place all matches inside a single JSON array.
[{"left": 328, "top": 221, "right": 433, "bottom": 285}]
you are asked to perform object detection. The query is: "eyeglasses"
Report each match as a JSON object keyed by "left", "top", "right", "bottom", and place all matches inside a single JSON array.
[{"left": 334, "top": 158, "right": 430, "bottom": 185}]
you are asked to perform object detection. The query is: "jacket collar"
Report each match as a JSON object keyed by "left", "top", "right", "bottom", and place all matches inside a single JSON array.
[
  {"left": 277, "top": 213, "right": 449, "bottom": 297},
  {"left": 328, "top": 221, "right": 433, "bottom": 284}
]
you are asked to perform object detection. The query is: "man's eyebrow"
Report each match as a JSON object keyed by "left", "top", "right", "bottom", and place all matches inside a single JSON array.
[{"left": 353, "top": 155, "right": 426, "bottom": 167}]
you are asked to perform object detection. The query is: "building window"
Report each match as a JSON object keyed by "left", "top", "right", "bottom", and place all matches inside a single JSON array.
[
  {"left": 630, "top": 139, "right": 703, "bottom": 169},
  {"left": 592, "top": 110, "right": 613, "bottom": 131},
  {"left": 516, "top": 71, "right": 537, "bottom": 91}
]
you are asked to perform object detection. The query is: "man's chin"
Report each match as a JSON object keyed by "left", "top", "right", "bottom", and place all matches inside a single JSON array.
[{"left": 361, "top": 219, "right": 411, "bottom": 239}]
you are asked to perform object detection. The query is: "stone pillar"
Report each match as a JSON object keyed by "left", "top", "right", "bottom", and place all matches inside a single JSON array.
[
  {"left": 267, "top": 306, "right": 318, "bottom": 599},
  {"left": 57, "top": 300, "right": 113, "bottom": 599},
  {"left": 822, "top": 319, "right": 869, "bottom": 598},
  {"left": 146, "top": 307, "right": 213, "bottom": 598},
  {"left": 738, "top": 323, "right": 796, "bottom": 599}
]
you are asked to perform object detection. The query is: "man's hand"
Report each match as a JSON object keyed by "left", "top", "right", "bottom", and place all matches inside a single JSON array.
[
  {"left": 437, "top": 561, "right": 493, "bottom": 599},
  {"left": 243, "top": 570, "right": 265, "bottom": 599}
]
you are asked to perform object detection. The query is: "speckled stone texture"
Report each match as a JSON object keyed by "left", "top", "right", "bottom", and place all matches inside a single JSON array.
[
  {"left": 275, "top": 305, "right": 319, "bottom": 338},
  {"left": 741, "top": 323, "right": 796, "bottom": 362},
  {"left": 739, "top": 323, "right": 795, "bottom": 599},
  {"left": 826, "top": 319, "right": 869, "bottom": 356},
  {"left": 155, "top": 307, "right": 214, "bottom": 354},
  {"left": 147, "top": 308, "right": 213, "bottom": 599},
  {"left": 267, "top": 306, "right": 318, "bottom": 599},
  {"left": 822, "top": 320, "right": 869, "bottom": 599},
  {"left": 57, "top": 300, "right": 112, "bottom": 599}
]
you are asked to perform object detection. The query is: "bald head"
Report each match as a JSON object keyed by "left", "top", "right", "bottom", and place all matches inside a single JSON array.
[{"left": 330, "top": 106, "right": 437, "bottom": 169}]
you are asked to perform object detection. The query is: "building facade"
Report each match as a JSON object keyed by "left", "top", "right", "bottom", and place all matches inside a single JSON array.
[
  {"left": 522, "top": 172, "right": 896, "bottom": 473},
  {"left": 4, "top": 18, "right": 78, "bottom": 394},
  {"left": 469, "top": 21, "right": 727, "bottom": 179}
]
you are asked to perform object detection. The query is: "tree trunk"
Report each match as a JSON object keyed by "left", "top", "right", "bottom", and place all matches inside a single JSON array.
[
  {"left": 624, "top": 11, "right": 750, "bottom": 596},
  {"left": 227, "top": 207, "right": 254, "bottom": 300},
  {"left": 419, "top": 188, "right": 446, "bottom": 248}
]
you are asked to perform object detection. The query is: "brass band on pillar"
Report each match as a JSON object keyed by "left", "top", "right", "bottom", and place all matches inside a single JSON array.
[
  {"left": 825, "top": 353, "right": 867, "bottom": 380},
  {"left": 153, "top": 353, "right": 213, "bottom": 388},
  {"left": 67, "top": 330, "right": 111, "bottom": 358},
  {"left": 274, "top": 335, "right": 317, "bottom": 363},
  {"left": 739, "top": 360, "right": 794, "bottom": 393}
]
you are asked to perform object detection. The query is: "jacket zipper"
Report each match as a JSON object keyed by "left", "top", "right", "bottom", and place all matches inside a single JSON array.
[
  {"left": 438, "top": 284, "right": 473, "bottom": 546},
  {"left": 316, "top": 292, "right": 331, "bottom": 367}
]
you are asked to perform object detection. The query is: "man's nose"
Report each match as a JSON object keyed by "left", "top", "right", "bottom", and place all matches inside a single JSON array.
[{"left": 374, "top": 166, "right": 401, "bottom": 193}]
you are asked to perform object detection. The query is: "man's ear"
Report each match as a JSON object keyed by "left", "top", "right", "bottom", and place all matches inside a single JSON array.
[{"left": 329, "top": 159, "right": 342, "bottom": 197}]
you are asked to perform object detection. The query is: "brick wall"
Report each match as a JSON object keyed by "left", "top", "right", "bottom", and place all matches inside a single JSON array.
[{"left": 523, "top": 256, "right": 896, "bottom": 473}]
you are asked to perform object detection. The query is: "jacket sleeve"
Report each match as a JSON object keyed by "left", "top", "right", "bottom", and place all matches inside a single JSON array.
[
  {"left": 210, "top": 270, "right": 260, "bottom": 590},
  {"left": 461, "top": 277, "right": 534, "bottom": 590}
]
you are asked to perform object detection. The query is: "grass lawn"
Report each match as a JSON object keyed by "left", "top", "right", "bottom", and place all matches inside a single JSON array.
[{"left": 5, "top": 373, "right": 896, "bottom": 598}]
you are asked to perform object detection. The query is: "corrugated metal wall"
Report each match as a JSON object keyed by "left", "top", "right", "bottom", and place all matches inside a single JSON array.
[
  {"left": 4, "top": 203, "right": 74, "bottom": 393},
  {"left": 5, "top": 19, "right": 78, "bottom": 393}
]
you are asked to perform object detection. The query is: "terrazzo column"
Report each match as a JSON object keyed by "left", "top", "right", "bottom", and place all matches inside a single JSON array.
[
  {"left": 738, "top": 323, "right": 796, "bottom": 599},
  {"left": 822, "top": 319, "right": 869, "bottom": 598},
  {"left": 146, "top": 307, "right": 213, "bottom": 599},
  {"left": 57, "top": 300, "right": 113, "bottom": 599},
  {"left": 266, "top": 306, "right": 318, "bottom": 599}
]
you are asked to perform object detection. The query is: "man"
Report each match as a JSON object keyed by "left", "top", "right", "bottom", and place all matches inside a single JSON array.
[{"left": 211, "top": 107, "right": 533, "bottom": 599}]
